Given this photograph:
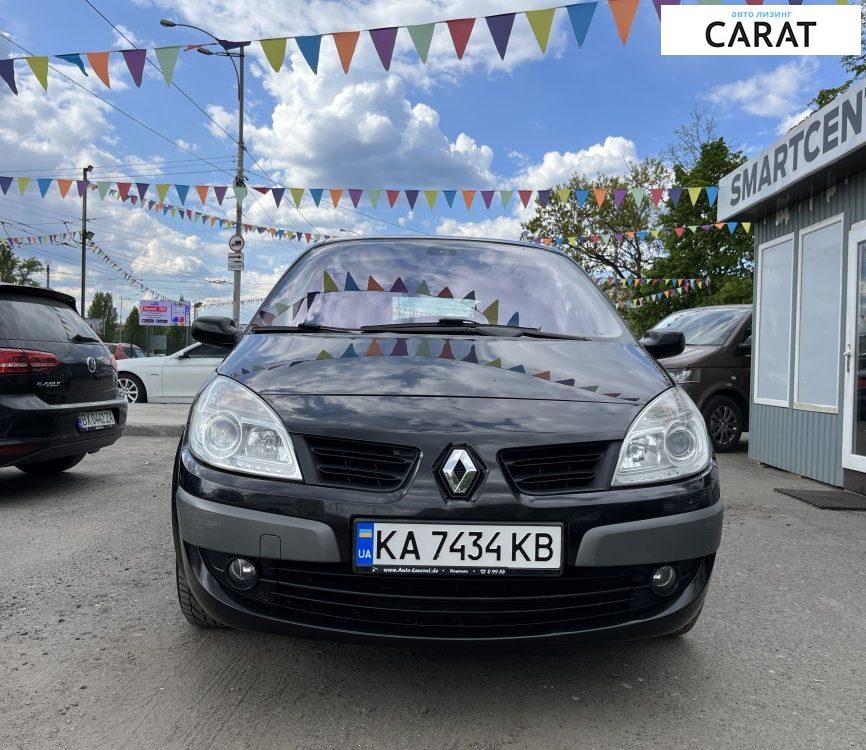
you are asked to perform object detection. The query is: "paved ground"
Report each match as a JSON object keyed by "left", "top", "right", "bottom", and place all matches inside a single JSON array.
[
  {"left": 1, "top": 439, "right": 865, "bottom": 749},
  {"left": 124, "top": 403, "right": 190, "bottom": 437}
]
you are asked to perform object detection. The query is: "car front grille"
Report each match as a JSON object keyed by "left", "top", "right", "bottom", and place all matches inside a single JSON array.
[
  {"left": 499, "top": 441, "right": 616, "bottom": 495},
  {"left": 302, "top": 435, "right": 419, "bottom": 491},
  {"left": 200, "top": 549, "right": 702, "bottom": 639}
]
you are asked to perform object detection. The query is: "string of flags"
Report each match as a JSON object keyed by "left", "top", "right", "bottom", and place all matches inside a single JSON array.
[
  {"left": 102, "top": 187, "right": 331, "bottom": 244},
  {"left": 89, "top": 241, "right": 168, "bottom": 300},
  {"left": 534, "top": 220, "right": 752, "bottom": 246},
  {"left": 1, "top": 176, "right": 721, "bottom": 211},
  {"left": 0, "top": 1, "right": 832, "bottom": 94},
  {"left": 0, "top": 229, "right": 80, "bottom": 249},
  {"left": 197, "top": 296, "right": 266, "bottom": 309},
  {"left": 615, "top": 280, "right": 708, "bottom": 310},
  {"left": 595, "top": 276, "right": 710, "bottom": 288}
]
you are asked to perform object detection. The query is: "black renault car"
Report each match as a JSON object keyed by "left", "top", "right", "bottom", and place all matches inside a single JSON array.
[
  {"left": 0, "top": 283, "right": 126, "bottom": 474},
  {"left": 172, "top": 237, "right": 722, "bottom": 643}
]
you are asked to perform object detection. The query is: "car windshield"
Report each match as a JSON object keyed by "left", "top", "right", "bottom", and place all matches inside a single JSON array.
[
  {"left": 251, "top": 239, "right": 626, "bottom": 338},
  {"left": 654, "top": 307, "right": 748, "bottom": 346}
]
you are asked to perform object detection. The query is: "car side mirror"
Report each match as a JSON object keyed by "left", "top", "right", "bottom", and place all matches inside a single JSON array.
[
  {"left": 192, "top": 316, "right": 242, "bottom": 350},
  {"left": 640, "top": 329, "right": 685, "bottom": 359},
  {"left": 736, "top": 335, "right": 752, "bottom": 356}
]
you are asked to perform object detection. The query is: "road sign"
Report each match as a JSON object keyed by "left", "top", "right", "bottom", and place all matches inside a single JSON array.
[
  {"left": 228, "top": 234, "right": 245, "bottom": 252},
  {"left": 228, "top": 258, "right": 244, "bottom": 272}
]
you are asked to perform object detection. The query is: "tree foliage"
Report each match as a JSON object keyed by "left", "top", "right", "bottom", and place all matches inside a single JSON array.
[
  {"left": 86, "top": 291, "right": 119, "bottom": 341},
  {"left": 0, "top": 244, "right": 43, "bottom": 286}
]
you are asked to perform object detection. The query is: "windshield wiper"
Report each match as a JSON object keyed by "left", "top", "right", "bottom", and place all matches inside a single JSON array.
[
  {"left": 359, "top": 319, "right": 589, "bottom": 340},
  {"left": 251, "top": 323, "right": 357, "bottom": 334}
]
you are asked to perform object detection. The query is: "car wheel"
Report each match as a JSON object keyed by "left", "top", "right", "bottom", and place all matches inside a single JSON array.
[
  {"left": 118, "top": 374, "right": 146, "bottom": 404},
  {"left": 703, "top": 395, "right": 742, "bottom": 453},
  {"left": 176, "top": 561, "right": 222, "bottom": 628},
  {"left": 665, "top": 606, "right": 703, "bottom": 637},
  {"left": 16, "top": 453, "right": 86, "bottom": 474}
]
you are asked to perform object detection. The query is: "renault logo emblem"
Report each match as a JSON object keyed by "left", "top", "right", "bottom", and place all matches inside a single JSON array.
[
  {"left": 86, "top": 357, "right": 97, "bottom": 374},
  {"left": 435, "top": 446, "right": 485, "bottom": 498}
]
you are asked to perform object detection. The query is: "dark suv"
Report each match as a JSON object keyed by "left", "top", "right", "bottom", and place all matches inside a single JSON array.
[
  {"left": 172, "top": 237, "right": 722, "bottom": 644},
  {"left": 0, "top": 284, "right": 127, "bottom": 474},
  {"left": 654, "top": 304, "right": 752, "bottom": 452}
]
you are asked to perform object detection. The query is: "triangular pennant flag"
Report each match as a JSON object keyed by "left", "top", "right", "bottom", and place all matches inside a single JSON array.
[
  {"left": 116, "top": 182, "right": 131, "bottom": 200},
  {"left": 270, "top": 187, "right": 284, "bottom": 207},
  {"left": 323, "top": 271, "right": 339, "bottom": 292},
  {"left": 650, "top": 187, "right": 665, "bottom": 206},
  {"left": 525, "top": 8, "right": 556, "bottom": 53},
  {"left": 36, "top": 178, "right": 52, "bottom": 198},
  {"left": 391, "top": 339, "right": 409, "bottom": 356},
  {"left": 156, "top": 183, "right": 170, "bottom": 202},
  {"left": 630, "top": 188, "right": 646, "bottom": 207},
  {"left": 593, "top": 188, "right": 607, "bottom": 206},
  {"left": 518, "top": 190, "right": 533, "bottom": 207},
  {"left": 0, "top": 176, "right": 12, "bottom": 195},
  {"left": 500, "top": 190, "right": 514, "bottom": 208},
  {"left": 534, "top": 371, "right": 551, "bottom": 380},
  {"left": 330, "top": 188, "right": 343, "bottom": 207},
  {"left": 340, "top": 344, "right": 358, "bottom": 359},
  {"left": 439, "top": 340, "right": 455, "bottom": 360},
  {"left": 57, "top": 179, "right": 73, "bottom": 198},
  {"left": 485, "top": 13, "right": 516, "bottom": 60},
  {"left": 295, "top": 35, "right": 322, "bottom": 73},
  {"left": 537, "top": 189, "right": 551, "bottom": 206},
  {"left": 121, "top": 49, "right": 147, "bottom": 87},
  {"left": 369, "top": 27, "right": 398, "bottom": 70},
  {"left": 415, "top": 280, "right": 431, "bottom": 295},
  {"left": 349, "top": 188, "right": 363, "bottom": 208},
  {"left": 367, "top": 339, "right": 384, "bottom": 356},
  {"left": 0, "top": 60, "right": 17, "bottom": 95},
  {"left": 136, "top": 182, "right": 149, "bottom": 200},
  {"left": 424, "top": 190, "right": 438, "bottom": 209},
  {"left": 213, "top": 185, "right": 227, "bottom": 204},
  {"left": 447, "top": 18, "right": 475, "bottom": 59},
  {"left": 652, "top": 0, "right": 682, "bottom": 19},
  {"left": 441, "top": 190, "right": 456, "bottom": 208},
  {"left": 291, "top": 187, "right": 305, "bottom": 207},
  {"left": 481, "top": 190, "right": 495, "bottom": 208},
  {"left": 608, "top": 0, "right": 640, "bottom": 44},
  {"left": 175, "top": 184, "right": 190, "bottom": 205},
  {"left": 56, "top": 53, "right": 87, "bottom": 75},
  {"left": 97, "top": 181, "right": 111, "bottom": 199},
  {"left": 613, "top": 188, "right": 627, "bottom": 206},
  {"left": 86, "top": 51, "right": 111, "bottom": 87},
  {"left": 407, "top": 23, "right": 436, "bottom": 63},
  {"left": 556, "top": 188, "right": 571, "bottom": 203},
  {"left": 567, "top": 3, "right": 598, "bottom": 46},
  {"left": 76, "top": 180, "right": 88, "bottom": 197},
  {"left": 233, "top": 185, "right": 247, "bottom": 203},
  {"left": 509, "top": 365, "right": 526, "bottom": 374},
  {"left": 463, "top": 345, "right": 479, "bottom": 364},
  {"left": 481, "top": 300, "right": 499, "bottom": 324},
  {"left": 706, "top": 186, "right": 718, "bottom": 206},
  {"left": 194, "top": 185, "right": 209, "bottom": 205},
  {"left": 487, "top": 357, "right": 502, "bottom": 368},
  {"left": 391, "top": 277, "right": 408, "bottom": 293},
  {"left": 345, "top": 272, "right": 360, "bottom": 291},
  {"left": 743, "top": 222, "right": 751, "bottom": 233},
  {"left": 332, "top": 31, "right": 360, "bottom": 73},
  {"left": 668, "top": 187, "right": 683, "bottom": 206},
  {"left": 309, "top": 188, "right": 323, "bottom": 206},
  {"left": 461, "top": 190, "right": 476, "bottom": 209},
  {"left": 26, "top": 57, "right": 49, "bottom": 91},
  {"left": 367, "top": 275, "right": 384, "bottom": 291},
  {"left": 415, "top": 338, "right": 432, "bottom": 357},
  {"left": 687, "top": 187, "right": 703, "bottom": 205},
  {"left": 437, "top": 286, "right": 453, "bottom": 298},
  {"left": 574, "top": 188, "right": 589, "bottom": 206},
  {"left": 386, "top": 189, "right": 400, "bottom": 207},
  {"left": 506, "top": 311, "right": 520, "bottom": 326},
  {"left": 260, "top": 38, "right": 287, "bottom": 72},
  {"left": 367, "top": 189, "right": 381, "bottom": 208},
  {"left": 405, "top": 190, "right": 419, "bottom": 209},
  {"left": 155, "top": 46, "right": 180, "bottom": 85}
]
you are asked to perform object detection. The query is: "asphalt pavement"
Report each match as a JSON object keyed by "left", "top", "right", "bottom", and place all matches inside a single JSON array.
[{"left": 2, "top": 438, "right": 865, "bottom": 749}]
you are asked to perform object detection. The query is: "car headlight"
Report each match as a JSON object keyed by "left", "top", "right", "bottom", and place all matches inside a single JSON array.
[
  {"left": 667, "top": 368, "right": 697, "bottom": 384},
  {"left": 189, "top": 375, "right": 302, "bottom": 480},
  {"left": 612, "top": 387, "right": 710, "bottom": 486}
]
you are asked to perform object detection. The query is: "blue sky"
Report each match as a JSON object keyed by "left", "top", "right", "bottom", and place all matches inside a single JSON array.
[{"left": 0, "top": 0, "right": 850, "bottom": 318}]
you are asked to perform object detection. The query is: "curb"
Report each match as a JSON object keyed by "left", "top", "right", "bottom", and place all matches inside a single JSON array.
[{"left": 123, "top": 424, "right": 185, "bottom": 438}]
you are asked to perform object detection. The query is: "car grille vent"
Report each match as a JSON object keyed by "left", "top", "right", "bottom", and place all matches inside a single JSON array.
[
  {"left": 499, "top": 442, "right": 612, "bottom": 495},
  {"left": 304, "top": 435, "right": 419, "bottom": 491}
]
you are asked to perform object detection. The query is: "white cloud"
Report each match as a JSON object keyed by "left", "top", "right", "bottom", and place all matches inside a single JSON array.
[
  {"left": 436, "top": 215, "right": 522, "bottom": 240},
  {"left": 708, "top": 60, "right": 818, "bottom": 120},
  {"left": 777, "top": 108, "right": 813, "bottom": 135},
  {"left": 512, "top": 136, "right": 639, "bottom": 186}
]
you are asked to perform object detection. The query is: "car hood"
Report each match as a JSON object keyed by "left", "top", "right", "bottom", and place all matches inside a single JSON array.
[
  {"left": 658, "top": 345, "right": 719, "bottom": 369},
  {"left": 117, "top": 355, "right": 167, "bottom": 367},
  {"left": 219, "top": 333, "right": 670, "bottom": 405}
]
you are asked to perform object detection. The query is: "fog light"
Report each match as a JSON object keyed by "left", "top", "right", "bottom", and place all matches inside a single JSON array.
[
  {"left": 226, "top": 557, "right": 258, "bottom": 590},
  {"left": 650, "top": 565, "right": 678, "bottom": 596}
]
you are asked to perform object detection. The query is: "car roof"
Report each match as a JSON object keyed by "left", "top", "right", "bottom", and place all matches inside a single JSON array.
[
  {"left": 674, "top": 304, "right": 752, "bottom": 312},
  {"left": 0, "top": 283, "right": 77, "bottom": 310}
]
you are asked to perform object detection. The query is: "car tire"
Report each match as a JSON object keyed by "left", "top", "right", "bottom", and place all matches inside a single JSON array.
[
  {"left": 665, "top": 606, "right": 703, "bottom": 637},
  {"left": 118, "top": 373, "right": 147, "bottom": 404},
  {"left": 176, "top": 561, "right": 222, "bottom": 628},
  {"left": 16, "top": 453, "right": 86, "bottom": 474},
  {"left": 703, "top": 395, "right": 743, "bottom": 453}
]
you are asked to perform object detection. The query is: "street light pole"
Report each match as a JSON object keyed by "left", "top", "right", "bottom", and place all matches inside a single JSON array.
[
  {"left": 159, "top": 19, "right": 245, "bottom": 324},
  {"left": 80, "top": 164, "right": 93, "bottom": 313}
]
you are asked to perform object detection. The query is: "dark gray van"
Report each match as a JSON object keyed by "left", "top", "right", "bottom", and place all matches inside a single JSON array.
[{"left": 655, "top": 304, "right": 752, "bottom": 452}]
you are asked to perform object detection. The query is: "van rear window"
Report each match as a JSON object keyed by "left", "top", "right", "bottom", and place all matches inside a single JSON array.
[{"left": 0, "top": 294, "right": 99, "bottom": 343}]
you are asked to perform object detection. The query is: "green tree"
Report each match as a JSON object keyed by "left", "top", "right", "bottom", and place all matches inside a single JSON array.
[
  {"left": 814, "top": 0, "right": 865, "bottom": 108},
  {"left": 0, "top": 242, "right": 43, "bottom": 286},
  {"left": 628, "top": 138, "right": 753, "bottom": 334},
  {"left": 521, "top": 157, "right": 671, "bottom": 279},
  {"left": 86, "top": 291, "right": 119, "bottom": 341},
  {"left": 123, "top": 306, "right": 144, "bottom": 348}
]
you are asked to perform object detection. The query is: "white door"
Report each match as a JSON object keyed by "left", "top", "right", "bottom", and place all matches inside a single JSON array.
[
  {"left": 842, "top": 220, "right": 866, "bottom": 471},
  {"left": 161, "top": 343, "right": 226, "bottom": 399}
]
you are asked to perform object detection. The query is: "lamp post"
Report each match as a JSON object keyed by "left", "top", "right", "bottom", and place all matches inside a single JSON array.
[
  {"left": 81, "top": 164, "right": 93, "bottom": 313},
  {"left": 160, "top": 19, "right": 245, "bottom": 324}
]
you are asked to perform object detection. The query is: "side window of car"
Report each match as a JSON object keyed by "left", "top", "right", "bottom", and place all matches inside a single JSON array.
[{"left": 186, "top": 344, "right": 226, "bottom": 359}]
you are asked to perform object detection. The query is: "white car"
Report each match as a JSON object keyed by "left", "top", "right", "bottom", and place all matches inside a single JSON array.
[{"left": 116, "top": 343, "right": 227, "bottom": 404}]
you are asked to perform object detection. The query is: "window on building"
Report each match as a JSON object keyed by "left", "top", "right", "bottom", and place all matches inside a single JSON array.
[
  {"left": 795, "top": 217, "right": 844, "bottom": 411},
  {"left": 755, "top": 235, "right": 794, "bottom": 406}
]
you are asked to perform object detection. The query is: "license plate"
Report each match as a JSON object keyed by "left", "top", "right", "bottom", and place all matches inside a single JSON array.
[
  {"left": 353, "top": 521, "right": 563, "bottom": 575},
  {"left": 77, "top": 410, "right": 115, "bottom": 432}
]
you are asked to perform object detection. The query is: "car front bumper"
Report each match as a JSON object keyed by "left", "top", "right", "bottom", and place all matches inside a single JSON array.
[
  {"left": 0, "top": 394, "right": 127, "bottom": 467},
  {"left": 173, "top": 449, "right": 723, "bottom": 644}
]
